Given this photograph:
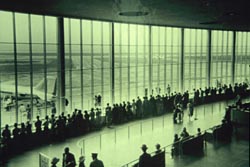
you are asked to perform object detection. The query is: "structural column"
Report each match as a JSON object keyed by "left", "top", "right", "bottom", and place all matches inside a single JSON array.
[
  {"left": 111, "top": 22, "right": 115, "bottom": 104},
  {"left": 148, "top": 26, "right": 152, "bottom": 94},
  {"left": 13, "top": 13, "right": 19, "bottom": 123},
  {"left": 57, "top": 17, "right": 65, "bottom": 113},
  {"left": 207, "top": 30, "right": 212, "bottom": 87},
  {"left": 180, "top": 28, "right": 184, "bottom": 92},
  {"left": 232, "top": 31, "right": 236, "bottom": 84}
]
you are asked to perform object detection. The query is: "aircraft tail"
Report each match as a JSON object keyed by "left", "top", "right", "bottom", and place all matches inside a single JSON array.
[{"left": 35, "top": 76, "right": 57, "bottom": 97}]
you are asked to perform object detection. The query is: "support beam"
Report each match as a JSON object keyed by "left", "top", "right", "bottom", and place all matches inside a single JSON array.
[
  {"left": 28, "top": 14, "right": 34, "bottom": 119},
  {"left": 43, "top": 16, "right": 48, "bottom": 115},
  {"left": 232, "top": 31, "right": 236, "bottom": 84},
  {"left": 57, "top": 17, "right": 65, "bottom": 114},
  {"left": 111, "top": 22, "right": 115, "bottom": 104},
  {"left": 207, "top": 30, "right": 212, "bottom": 87},
  {"left": 180, "top": 28, "right": 184, "bottom": 92},
  {"left": 13, "top": 12, "right": 19, "bottom": 123},
  {"left": 149, "top": 26, "right": 152, "bottom": 95}
]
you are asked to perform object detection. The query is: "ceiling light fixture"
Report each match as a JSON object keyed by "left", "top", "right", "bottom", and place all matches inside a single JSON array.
[{"left": 113, "top": 0, "right": 149, "bottom": 17}]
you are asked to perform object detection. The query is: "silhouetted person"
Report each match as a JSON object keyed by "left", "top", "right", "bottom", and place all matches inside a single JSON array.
[
  {"left": 12, "top": 123, "right": 20, "bottom": 139},
  {"left": 35, "top": 116, "right": 42, "bottom": 133},
  {"left": 180, "top": 127, "right": 190, "bottom": 139},
  {"left": 63, "top": 147, "right": 76, "bottom": 167},
  {"left": 51, "top": 157, "right": 59, "bottom": 167},
  {"left": 155, "top": 143, "right": 162, "bottom": 154},
  {"left": 197, "top": 128, "right": 201, "bottom": 135},
  {"left": 90, "top": 153, "right": 104, "bottom": 167},
  {"left": 138, "top": 144, "right": 151, "bottom": 167},
  {"left": 2, "top": 124, "right": 11, "bottom": 145},
  {"left": 79, "top": 156, "right": 85, "bottom": 167},
  {"left": 25, "top": 121, "right": 32, "bottom": 135},
  {"left": 171, "top": 134, "right": 180, "bottom": 157}
]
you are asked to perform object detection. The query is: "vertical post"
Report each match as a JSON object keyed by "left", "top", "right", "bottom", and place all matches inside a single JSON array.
[
  {"left": 100, "top": 134, "right": 102, "bottom": 150},
  {"left": 101, "top": 23, "right": 104, "bottom": 104},
  {"left": 28, "top": 14, "right": 34, "bottom": 119},
  {"left": 0, "top": 74, "right": 2, "bottom": 135},
  {"left": 13, "top": 12, "right": 19, "bottom": 123},
  {"left": 128, "top": 24, "right": 130, "bottom": 100},
  {"left": 180, "top": 28, "right": 184, "bottom": 92},
  {"left": 114, "top": 129, "right": 117, "bottom": 143},
  {"left": 68, "top": 19, "right": 73, "bottom": 112},
  {"left": 80, "top": 20, "right": 84, "bottom": 110},
  {"left": 135, "top": 25, "right": 138, "bottom": 97},
  {"left": 207, "top": 30, "right": 212, "bottom": 87},
  {"left": 57, "top": 17, "right": 65, "bottom": 114},
  {"left": 43, "top": 16, "right": 48, "bottom": 115},
  {"left": 111, "top": 22, "right": 115, "bottom": 104},
  {"left": 82, "top": 140, "right": 85, "bottom": 155},
  {"left": 194, "top": 30, "right": 198, "bottom": 89},
  {"left": 232, "top": 31, "right": 236, "bottom": 84},
  {"left": 164, "top": 28, "right": 167, "bottom": 92},
  {"left": 91, "top": 21, "right": 94, "bottom": 106},
  {"left": 149, "top": 26, "right": 152, "bottom": 93},
  {"left": 128, "top": 126, "right": 130, "bottom": 139},
  {"left": 140, "top": 121, "right": 142, "bottom": 135}
]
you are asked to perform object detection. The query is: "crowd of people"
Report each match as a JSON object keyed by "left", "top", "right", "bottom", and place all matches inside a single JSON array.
[
  {"left": 49, "top": 147, "right": 104, "bottom": 167},
  {"left": 0, "top": 82, "right": 249, "bottom": 163}
]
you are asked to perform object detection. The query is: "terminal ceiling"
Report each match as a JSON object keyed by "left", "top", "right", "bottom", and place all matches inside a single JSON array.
[{"left": 0, "top": 0, "right": 250, "bottom": 31}]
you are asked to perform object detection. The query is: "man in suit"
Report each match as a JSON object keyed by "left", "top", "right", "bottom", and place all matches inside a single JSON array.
[
  {"left": 63, "top": 147, "right": 76, "bottom": 167},
  {"left": 138, "top": 144, "right": 151, "bottom": 167},
  {"left": 90, "top": 153, "right": 104, "bottom": 167}
]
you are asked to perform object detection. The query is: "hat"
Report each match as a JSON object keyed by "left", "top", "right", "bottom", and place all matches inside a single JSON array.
[
  {"left": 79, "top": 156, "right": 85, "bottom": 162},
  {"left": 141, "top": 144, "right": 148, "bottom": 150},
  {"left": 92, "top": 153, "right": 98, "bottom": 156},
  {"left": 51, "top": 157, "right": 60, "bottom": 164}
]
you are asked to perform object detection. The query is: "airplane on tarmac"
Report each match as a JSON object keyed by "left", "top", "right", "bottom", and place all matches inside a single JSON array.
[{"left": 0, "top": 76, "right": 57, "bottom": 111}]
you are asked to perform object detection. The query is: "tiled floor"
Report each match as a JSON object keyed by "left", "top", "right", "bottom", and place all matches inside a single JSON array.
[{"left": 1, "top": 99, "right": 249, "bottom": 167}]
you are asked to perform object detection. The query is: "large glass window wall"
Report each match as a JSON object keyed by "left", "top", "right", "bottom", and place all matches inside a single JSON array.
[
  {"left": 0, "top": 10, "right": 249, "bottom": 128},
  {"left": 184, "top": 29, "right": 208, "bottom": 91},
  {"left": 211, "top": 30, "right": 233, "bottom": 86},
  {"left": 235, "top": 32, "right": 250, "bottom": 83}
]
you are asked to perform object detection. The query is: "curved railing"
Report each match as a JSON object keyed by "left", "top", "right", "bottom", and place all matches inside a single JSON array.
[{"left": 121, "top": 127, "right": 216, "bottom": 167}]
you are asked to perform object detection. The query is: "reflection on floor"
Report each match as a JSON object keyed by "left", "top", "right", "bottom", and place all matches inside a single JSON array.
[{"left": 2, "top": 100, "right": 249, "bottom": 167}]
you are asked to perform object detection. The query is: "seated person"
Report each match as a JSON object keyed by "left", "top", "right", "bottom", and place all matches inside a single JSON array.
[
  {"left": 171, "top": 134, "right": 180, "bottom": 157},
  {"left": 197, "top": 128, "right": 202, "bottom": 135},
  {"left": 155, "top": 143, "right": 162, "bottom": 154},
  {"left": 180, "top": 127, "right": 190, "bottom": 139}
]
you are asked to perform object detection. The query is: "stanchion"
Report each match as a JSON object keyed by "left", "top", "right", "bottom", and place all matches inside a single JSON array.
[
  {"left": 140, "top": 121, "right": 142, "bottom": 135},
  {"left": 203, "top": 105, "right": 205, "bottom": 117},
  {"left": 212, "top": 103, "right": 213, "bottom": 115},
  {"left": 114, "top": 129, "right": 117, "bottom": 144},
  {"left": 163, "top": 116, "right": 164, "bottom": 128},
  {"left": 82, "top": 140, "right": 85, "bottom": 156},
  {"left": 128, "top": 126, "right": 130, "bottom": 139},
  {"left": 100, "top": 134, "right": 102, "bottom": 150},
  {"left": 194, "top": 108, "right": 198, "bottom": 120},
  {"left": 152, "top": 119, "right": 154, "bottom": 131}
]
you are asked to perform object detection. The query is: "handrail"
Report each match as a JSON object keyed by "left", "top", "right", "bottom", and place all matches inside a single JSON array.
[{"left": 121, "top": 127, "right": 216, "bottom": 167}]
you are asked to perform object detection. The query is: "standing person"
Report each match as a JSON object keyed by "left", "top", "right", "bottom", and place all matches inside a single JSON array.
[
  {"left": 62, "top": 147, "right": 76, "bottom": 167},
  {"left": 90, "top": 153, "right": 104, "bottom": 167},
  {"left": 26, "top": 104, "right": 31, "bottom": 121},
  {"left": 105, "top": 103, "right": 112, "bottom": 127},
  {"left": 187, "top": 100, "right": 194, "bottom": 121},
  {"left": 51, "top": 157, "right": 60, "bottom": 167},
  {"left": 79, "top": 156, "right": 85, "bottom": 167},
  {"left": 167, "top": 84, "right": 171, "bottom": 96},
  {"left": 138, "top": 144, "right": 151, "bottom": 167}
]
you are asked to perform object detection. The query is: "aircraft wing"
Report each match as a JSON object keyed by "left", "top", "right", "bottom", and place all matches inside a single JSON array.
[{"left": 0, "top": 83, "right": 56, "bottom": 102}]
